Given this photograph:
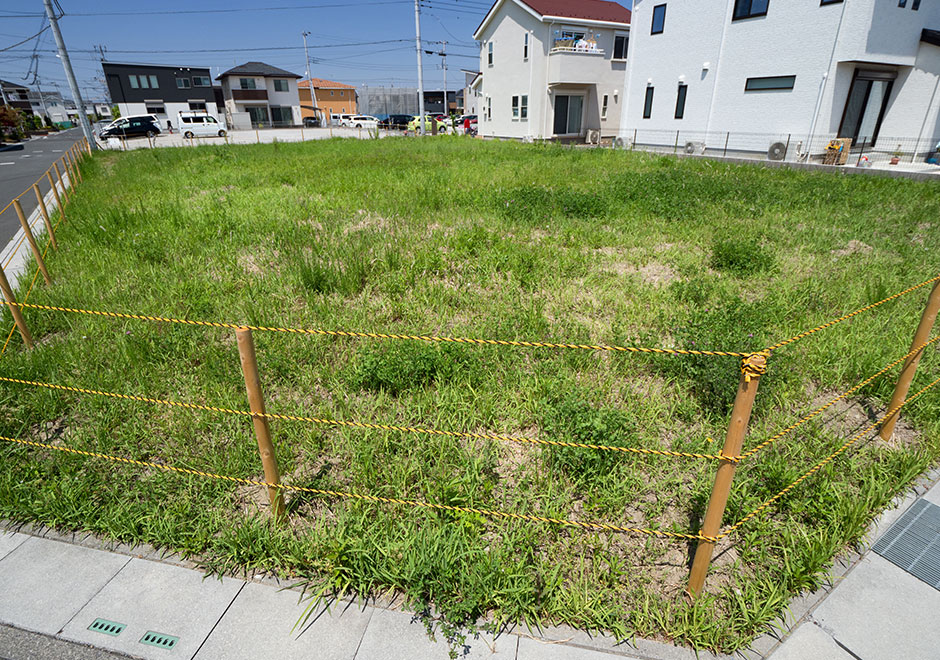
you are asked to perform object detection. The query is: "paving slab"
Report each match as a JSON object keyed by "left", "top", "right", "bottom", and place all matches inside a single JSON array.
[
  {"left": 923, "top": 481, "right": 940, "bottom": 507},
  {"left": 353, "top": 607, "right": 517, "bottom": 660},
  {"left": 60, "top": 558, "right": 243, "bottom": 660},
  {"left": 0, "top": 530, "right": 26, "bottom": 562},
  {"left": 811, "top": 553, "right": 940, "bottom": 660},
  {"left": 517, "top": 636, "right": 630, "bottom": 659},
  {"left": 195, "top": 582, "right": 372, "bottom": 660},
  {"left": 765, "top": 622, "right": 854, "bottom": 660},
  {"left": 0, "top": 537, "right": 130, "bottom": 635}
]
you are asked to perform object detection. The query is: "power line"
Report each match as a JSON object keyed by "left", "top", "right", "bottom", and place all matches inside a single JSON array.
[{"left": 0, "top": 24, "right": 49, "bottom": 52}]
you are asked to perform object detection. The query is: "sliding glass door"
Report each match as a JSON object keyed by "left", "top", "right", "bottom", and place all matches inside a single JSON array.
[
  {"left": 553, "top": 94, "right": 583, "bottom": 136},
  {"left": 839, "top": 70, "right": 895, "bottom": 145}
]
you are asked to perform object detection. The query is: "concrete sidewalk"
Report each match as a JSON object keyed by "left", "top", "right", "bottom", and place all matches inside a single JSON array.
[{"left": 0, "top": 469, "right": 937, "bottom": 660}]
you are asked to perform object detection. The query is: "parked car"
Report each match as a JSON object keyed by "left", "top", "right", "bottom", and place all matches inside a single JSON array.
[
  {"left": 338, "top": 114, "right": 356, "bottom": 127},
  {"left": 407, "top": 115, "right": 449, "bottom": 134},
  {"left": 378, "top": 114, "right": 412, "bottom": 130},
  {"left": 303, "top": 116, "right": 321, "bottom": 128},
  {"left": 177, "top": 111, "right": 227, "bottom": 138},
  {"left": 98, "top": 115, "right": 162, "bottom": 139},
  {"left": 349, "top": 115, "right": 378, "bottom": 128}
]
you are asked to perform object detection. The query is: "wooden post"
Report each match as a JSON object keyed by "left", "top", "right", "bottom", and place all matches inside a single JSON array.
[
  {"left": 880, "top": 279, "right": 940, "bottom": 441},
  {"left": 63, "top": 153, "right": 76, "bottom": 188},
  {"left": 687, "top": 353, "right": 766, "bottom": 597},
  {"left": 723, "top": 132, "right": 730, "bottom": 158},
  {"left": 53, "top": 163, "right": 69, "bottom": 204},
  {"left": 0, "top": 266, "right": 33, "bottom": 349},
  {"left": 236, "top": 327, "right": 286, "bottom": 521},
  {"left": 32, "top": 185, "right": 57, "bottom": 250},
  {"left": 69, "top": 150, "right": 83, "bottom": 183},
  {"left": 256, "top": 128, "right": 260, "bottom": 144},
  {"left": 120, "top": 135, "right": 127, "bottom": 151},
  {"left": 300, "top": 126, "right": 304, "bottom": 142},
  {"left": 85, "top": 137, "right": 92, "bottom": 154},
  {"left": 46, "top": 171, "right": 66, "bottom": 225},
  {"left": 12, "top": 200, "right": 52, "bottom": 285}
]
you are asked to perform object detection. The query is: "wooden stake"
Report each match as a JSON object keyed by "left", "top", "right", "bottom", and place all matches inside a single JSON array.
[
  {"left": 63, "top": 153, "right": 75, "bottom": 187},
  {"left": 68, "top": 150, "right": 83, "bottom": 183},
  {"left": 53, "top": 163, "right": 69, "bottom": 204},
  {"left": 256, "top": 128, "right": 260, "bottom": 144},
  {"left": 880, "top": 278, "right": 940, "bottom": 441},
  {"left": 46, "top": 171, "right": 66, "bottom": 225},
  {"left": 32, "top": 185, "right": 57, "bottom": 250},
  {"left": 687, "top": 353, "right": 766, "bottom": 597},
  {"left": 0, "top": 266, "right": 33, "bottom": 349},
  {"left": 236, "top": 327, "right": 286, "bottom": 522},
  {"left": 12, "top": 200, "right": 52, "bottom": 285}
]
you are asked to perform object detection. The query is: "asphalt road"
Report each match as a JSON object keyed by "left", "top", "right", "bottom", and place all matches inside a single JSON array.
[
  {"left": 0, "top": 128, "right": 85, "bottom": 247},
  {"left": 0, "top": 624, "right": 132, "bottom": 660}
]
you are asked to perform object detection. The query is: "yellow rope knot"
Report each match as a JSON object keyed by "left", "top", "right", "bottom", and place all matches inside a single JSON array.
[{"left": 741, "top": 352, "right": 768, "bottom": 383}]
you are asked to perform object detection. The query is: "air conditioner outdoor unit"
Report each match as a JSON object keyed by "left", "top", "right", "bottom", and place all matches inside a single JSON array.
[
  {"left": 684, "top": 141, "right": 705, "bottom": 155},
  {"left": 585, "top": 129, "right": 601, "bottom": 145},
  {"left": 767, "top": 141, "right": 788, "bottom": 161},
  {"left": 612, "top": 136, "right": 631, "bottom": 149}
]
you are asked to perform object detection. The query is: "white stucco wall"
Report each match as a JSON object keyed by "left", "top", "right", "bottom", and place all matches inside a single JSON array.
[
  {"left": 265, "top": 77, "right": 302, "bottom": 124},
  {"left": 622, "top": 0, "right": 940, "bottom": 153}
]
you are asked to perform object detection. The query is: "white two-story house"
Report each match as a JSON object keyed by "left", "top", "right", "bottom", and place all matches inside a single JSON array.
[
  {"left": 217, "top": 62, "right": 302, "bottom": 129},
  {"left": 473, "top": 0, "right": 632, "bottom": 141},
  {"left": 621, "top": 0, "right": 940, "bottom": 158}
]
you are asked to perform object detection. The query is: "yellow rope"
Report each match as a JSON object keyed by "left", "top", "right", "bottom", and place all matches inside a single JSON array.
[
  {"left": 0, "top": 375, "right": 730, "bottom": 461},
  {"left": 740, "top": 336, "right": 940, "bottom": 461},
  {"left": 0, "top": 434, "right": 715, "bottom": 542},
  {"left": 766, "top": 274, "right": 940, "bottom": 352},
  {"left": 718, "top": 374, "right": 940, "bottom": 540},
  {"left": 0, "top": 300, "right": 749, "bottom": 357}
]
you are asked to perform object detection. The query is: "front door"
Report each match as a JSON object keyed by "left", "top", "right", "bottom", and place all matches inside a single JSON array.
[
  {"left": 553, "top": 94, "right": 583, "bottom": 135},
  {"left": 838, "top": 70, "right": 895, "bottom": 146}
]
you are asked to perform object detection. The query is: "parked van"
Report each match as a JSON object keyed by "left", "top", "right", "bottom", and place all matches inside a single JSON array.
[{"left": 177, "top": 111, "right": 227, "bottom": 138}]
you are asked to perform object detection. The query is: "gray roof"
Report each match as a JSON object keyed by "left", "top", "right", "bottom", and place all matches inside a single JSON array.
[
  {"left": 0, "top": 79, "right": 30, "bottom": 90},
  {"left": 216, "top": 61, "right": 302, "bottom": 80}
]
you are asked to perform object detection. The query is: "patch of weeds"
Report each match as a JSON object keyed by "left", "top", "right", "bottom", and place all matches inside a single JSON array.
[
  {"left": 710, "top": 235, "right": 775, "bottom": 276},
  {"left": 350, "top": 343, "right": 477, "bottom": 394},
  {"left": 495, "top": 185, "right": 607, "bottom": 223},
  {"left": 539, "top": 393, "right": 637, "bottom": 481}
]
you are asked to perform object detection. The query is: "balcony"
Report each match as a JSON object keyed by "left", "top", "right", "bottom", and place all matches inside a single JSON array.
[
  {"left": 550, "top": 37, "right": 605, "bottom": 56},
  {"left": 232, "top": 89, "right": 268, "bottom": 101},
  {"left": 548, "top": 43, "right": 609, "bottom": 86}
]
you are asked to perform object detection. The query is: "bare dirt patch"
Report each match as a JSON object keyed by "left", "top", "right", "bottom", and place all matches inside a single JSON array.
[
  {"left": 808, "top": 385, "right": 918, "bottom": 450},
  {"left": 831, "top": 240, "right": 873, "bottom": 258}
]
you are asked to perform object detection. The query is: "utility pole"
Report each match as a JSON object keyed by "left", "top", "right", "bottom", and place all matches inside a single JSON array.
[
  {"left": 414, "top": 0, "right": 426, "bottom": 135},
  {"left": 43, "top": 0, "right": 96, "bottom": 149},
  {"left": 302, "top": 31, "right": 312, "bottom": 83},
  {"left": 441, "top": 41, "right": 448, "bottom": 118}
]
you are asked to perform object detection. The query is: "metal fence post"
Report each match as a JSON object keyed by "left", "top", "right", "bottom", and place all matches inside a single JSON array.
[
  {"left": 688, "top": 352, "right": 766, "bottom": 597},
  {"left": 723, "top": 132, "right": 730, "bottom": 158},
  {"left": 880, "top": 278, "right": 940, "bottom": 441},
  {"left": 235, "top": 327, "right": 286, "bottom": 522},
  {"left": 674, "top": 130, "right": 679, "bottom": 155}
]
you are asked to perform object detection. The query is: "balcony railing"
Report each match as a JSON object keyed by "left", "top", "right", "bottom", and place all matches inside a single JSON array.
[{"left": 550, "top": 38, "right": 605, "bottom": 55}]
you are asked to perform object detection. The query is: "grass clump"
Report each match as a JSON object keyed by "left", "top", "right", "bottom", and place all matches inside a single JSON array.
[{"left": 709, "top": 235, "right": 775, "bottom": 276}]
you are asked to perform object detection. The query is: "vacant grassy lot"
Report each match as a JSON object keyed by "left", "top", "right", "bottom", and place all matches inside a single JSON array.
[{"left": 0, "top": 138, "right": 938, "bottom": 651}]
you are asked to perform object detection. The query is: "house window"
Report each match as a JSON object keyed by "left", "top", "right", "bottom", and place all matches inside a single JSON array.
[
  {"left": 521, "top": 95, "right": 527, "bottom": 119},
  {"left": 512, "top": 95, "right": 519, "bottom": 118},
  {"left": 733, "top": 0, "right": 769, "bottom": 20},
  {"left": 145, "top": 75, "right": 158, "bottom": 88},
  {"left": 330, "top": 90, "right": 334, "bottom": 96},
  {"left": 192, "top": 76, "right": 211, "bottom": 87},
  {"left": 602, "top": 94, "right": 609, "bottom": 119},
  {"left": 675, "top": 84, "right": 688, "bottom": 119},
  {"left": 144, "top": 101, "right": 165, "bottom": 115},
  {"left": 188, "top": 101, "right": 207, "bottom": 111},
  {"left": 274, "top": 79, "right": 289, "bottom": 92},
  {"left": 820, "top": 0, "right": 842, "bottom": 4},
  {"left": 553, "top": 95, "right": 583, "bottom": 135},
  {"left": 176, "top": 78, "right": 191, "bottom": 89},
  {"left": 271, "top": 106, "right": 293, "bottom": 124},
  {"left": 651, "top": 5, "right": 666, "bottom": 34},
  {"left": 488, "top": 42, "right": 493, "bottom": 66},
  {"left": 912, "top": 0, "right": 920, "bottom": 8},
  {"left": 239, "top": 78, "right": 256, "bottom": 90},
  {"left": 128, "top": 75, "right": 139, "bottom": 89},
  {"left": 340, "top": 90, "right": 345, "bottom": 96},
  {"left": 524, "top": 33, "right": 529, "bottom": 60},
  {"left": 745, "top": 75, "right": 796, "bottom": 91},
  {"left": 487, "top": 96, "right": 492, "bottom": 120},
  {"left": 613, "top": 35, "right": 629, "bottom": 60},
  {"left": 643, "top": 86, "right": 654, "bottom": 118},
  {"left": 898, "top": 0, "right": 906, "bottom": 6}
]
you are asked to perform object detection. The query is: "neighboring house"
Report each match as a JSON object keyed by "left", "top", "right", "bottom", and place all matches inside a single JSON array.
[
  {"left": 622, "top": 0, "right": 940, "bottom": 156},
  {"left": 473, "top": 0, "right": 632, "bottom": 140},
  {"left": 103, "top": 62, "right": 221, "bottom": 129},
  {"left": 423, "top": 90, "right": 459, "bottom": 114},
  {"left": 462, "top": 70, "right": 482, "bottom": 115},
  {"left": 298, "top": 78, "right": 358, "bottom": 122},
  {"left": 358, "top": 85, "right": 420, "bottom": 116},
  {"left": 0, "top": 79, "right": 33, "bottom": 113},
  {"left": 218, "top": 62, "right": 302, "bottom": 128}
]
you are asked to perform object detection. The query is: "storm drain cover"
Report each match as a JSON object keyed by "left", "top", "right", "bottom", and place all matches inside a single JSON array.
[
  {"left": 872, "top": 498, "right": 940, "bottom": 590},
  {"left": 140, "top": 631, "right": 179, "bottom": 650},
  {"left": 88, "top": 618, "right": 126, "bottom": 637}
]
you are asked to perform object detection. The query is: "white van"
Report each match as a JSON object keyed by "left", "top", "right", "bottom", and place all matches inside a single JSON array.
[{"left": 177, "top": 111, "right": 227, "bottom": 138}]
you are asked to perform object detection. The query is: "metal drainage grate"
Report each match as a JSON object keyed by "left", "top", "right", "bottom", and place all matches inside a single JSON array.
[
  {"left": 88, "top": 618, "right": 126, "bottom": 637},
  {"left": 872, "top": 498, "right": 940, "bottom": 591},
  {"left": 139, "top": 631, "right": 179, "bottom": 650}
]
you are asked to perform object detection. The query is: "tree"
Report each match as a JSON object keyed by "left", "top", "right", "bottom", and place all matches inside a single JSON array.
[
  {"left": 0, "top": 105, "right": 23, "bottom": 142},
  {"left": 111, "top": 105, "right": 120, "bottom": 120}
]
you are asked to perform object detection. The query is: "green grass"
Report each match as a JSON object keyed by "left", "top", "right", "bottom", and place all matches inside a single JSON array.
[{"left": 0, "top": 138, "right": 938, "bottom": 653}]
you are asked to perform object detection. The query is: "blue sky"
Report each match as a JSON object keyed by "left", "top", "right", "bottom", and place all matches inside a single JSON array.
[{"left": 0, "top": 0, "right": 496, "bottom": 102}]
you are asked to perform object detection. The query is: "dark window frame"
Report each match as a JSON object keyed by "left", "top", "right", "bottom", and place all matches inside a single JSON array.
[
  {"left": 820, "top": 0, "right": 843, "bottom": 4},
  {"left": 912, "top": 0, "right": 921, "bottom": 9},
  {"left": 744, "top": 75, "right": 796, "bottom": 91},
  {"left": 613, "top": 34, "right": 629, "bottom": 59},
  {"left": 643, "top": 86, "right": 654, "bottom": 119},
  {"left": 176, "top": 78, "right": 191, "bottom": 90},
  {"left": 651, "top": 4, "right": 666, "bottom": 35},
  {"left": 274, "top": 79, "right": 290, "bottom": 92},
  {"left": 898, "top": 0, "right": 906, "bottom": 7},
  {"left": 675, "top": 83, "right": 688, "bottom": 119},
  {"left": 732, "top": 0, "right": 769, "bottom": 21}
]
